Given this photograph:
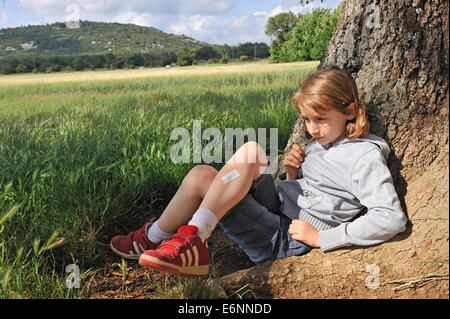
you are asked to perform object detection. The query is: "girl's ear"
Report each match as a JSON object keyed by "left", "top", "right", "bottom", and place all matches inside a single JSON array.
[{"left": 345, "top": 102, "right": 357, "bottom": 120}]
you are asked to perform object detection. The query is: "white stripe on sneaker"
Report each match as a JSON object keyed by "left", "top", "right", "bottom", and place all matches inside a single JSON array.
[
  {"left": 192, "top": 246, "right": 199, "bottom": 267},
  {"left": 186, "top": 249, "right": 192, "bottom": 267},
  {"left": 139, "top": 254, "right": 209, "bottom": 276},
  {"left": 133, "top": 241, "right": 141, "bottom": 254},
  {"left": 180, "top": 252, "right": 186, "bottom": 267}
]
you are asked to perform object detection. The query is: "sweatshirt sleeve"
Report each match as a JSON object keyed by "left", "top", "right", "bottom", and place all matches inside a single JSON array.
[
  {"left": 276, "top": 167, "right": 303, "bottom": 182},
  {"left": 319, "top": 149, "right": 407, "bottom": 252}
]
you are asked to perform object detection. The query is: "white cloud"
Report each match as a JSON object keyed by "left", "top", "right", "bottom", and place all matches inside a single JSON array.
[
  {"left": 269, "top": 1, "right": 319, "bottom": 17},
  {"left": 0, "top": 9, "right": 10, "bottom": 28},
  {"left": 269, "top": 5, "right": 283, "bottom": 17},
  {"left": 253, "top": 11, "right": 268, "bottom": 18},
  {"left": 130, "top": 13, "right": 155, "bottom": 28},
  {"left": 17, "top": 0, "right": 65, "bottom": 23},
  {"left": 168, "top": 13, "right": 269, "bottom": 45},
  {"left": 268, "top": 0, "right": 341, "bottom": 17},
  {"left": 113, "top": 11, "right": 139, "bottom": 25},
  {"left": 17, "top": 0, "right": 130, "bottom": 24},
  {"left": 16, "top": 0, "right": 234, "bottom": 21}
]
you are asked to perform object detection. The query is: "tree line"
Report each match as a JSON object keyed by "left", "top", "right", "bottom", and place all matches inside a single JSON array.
[
  {"left": 176, "top": 42, "right": 269, "bottom": 66},
  {"left": 0, "top": 42, "right": 269, "bottom": 75},
  {"left": 265, "top": 5, "right": 342, "bottom": 63}
]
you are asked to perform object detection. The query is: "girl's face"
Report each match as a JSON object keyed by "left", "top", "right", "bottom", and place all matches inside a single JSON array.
[{"left": 300, "top": 103, "right": 356, "bottom": 146}]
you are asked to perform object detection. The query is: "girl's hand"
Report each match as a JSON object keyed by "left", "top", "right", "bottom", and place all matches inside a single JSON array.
[
  {"left": 288, "top": 220, "right": 320, "bottom": 248},
  {"left": 283, "top": 144, "right": 306, "bottom": 180}
]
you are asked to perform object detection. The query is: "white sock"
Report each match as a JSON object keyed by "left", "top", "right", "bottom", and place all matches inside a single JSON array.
[
  {"left": 188, "top": 208, "right": 218, "bottom": 242},
  {"left": 147, "top": 220, "right": 174, "bottom": 244}
]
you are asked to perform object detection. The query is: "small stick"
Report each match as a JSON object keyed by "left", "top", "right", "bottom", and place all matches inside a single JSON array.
[
  {"left": 392, "top": 276, "right": 448, "bottom": 291},
  {"left": 385, "top": 273, "right": 449, "bottom": 291},
  {"left": 300, "top": 137, "right": 316, "bottom": 148}
]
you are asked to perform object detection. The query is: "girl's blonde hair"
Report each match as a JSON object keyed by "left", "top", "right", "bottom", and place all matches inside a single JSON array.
[{"left": 293, "top": 65, "right": 370, "bottom": 139}]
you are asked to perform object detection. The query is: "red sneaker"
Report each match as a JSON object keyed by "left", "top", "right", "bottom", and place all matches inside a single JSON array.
[
  {"left": 138, "top": 225, "right": 209, "bottom": 276},
  {"left": 110, "top": 222, "right": 160, "bottom": 260}
]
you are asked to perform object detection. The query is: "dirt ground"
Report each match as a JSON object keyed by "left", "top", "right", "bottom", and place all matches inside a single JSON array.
[
  {"left": 87, "top": 227, "right": 256, "bottom": 299},
  {"left": 87, "top": 224, "right": 449, "bottom": 299}
]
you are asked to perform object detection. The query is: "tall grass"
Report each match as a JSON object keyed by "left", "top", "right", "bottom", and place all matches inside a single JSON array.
[{"left": 0, "top": 62, "right": 317, "bottom": 298}]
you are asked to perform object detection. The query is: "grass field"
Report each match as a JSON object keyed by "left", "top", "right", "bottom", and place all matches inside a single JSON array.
[
  {"left": 0, "top": 60, "right": 319, "bottom": 86},
  {"left": 0, "top": 60, "right": 319, "bottom": 298}
]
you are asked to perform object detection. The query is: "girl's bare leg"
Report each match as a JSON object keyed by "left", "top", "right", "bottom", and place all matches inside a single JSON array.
[
  {"left": 157, "top": 141, "right": 268, "bottom": 233},
  {"left": 199, "top": 141, "right": 268, "bottom": 220},
  {"left": 157, "top": 165, "right": 218, "bottom": 233}
]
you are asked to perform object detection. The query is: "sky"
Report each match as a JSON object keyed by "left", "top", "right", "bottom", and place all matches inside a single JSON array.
[{"left": 0, "top": 0, "right": 342, "bottom": 45}]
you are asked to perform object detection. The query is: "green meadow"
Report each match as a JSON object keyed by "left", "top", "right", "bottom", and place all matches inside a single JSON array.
[{"left": 0, "top": 61, "right": 318, "bottom": 298}]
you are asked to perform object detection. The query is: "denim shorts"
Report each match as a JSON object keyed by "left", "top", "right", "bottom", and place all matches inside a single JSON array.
[{"left": 218, "top": 173, "right": 311, "bottom": 263}]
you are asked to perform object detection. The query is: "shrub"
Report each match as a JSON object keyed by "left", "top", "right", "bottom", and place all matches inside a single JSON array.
[
  {"left": 239, "top": 55, "right": 249, "bottom": 62},
  {"left": 16, "top": 64, "right": 28, "bottom": 73},
  {"left": 72, "top": 57, "right": 84, "bottom": 71},
  {"left": 220, "top": 53, "right": 230, "bottom": 64}
]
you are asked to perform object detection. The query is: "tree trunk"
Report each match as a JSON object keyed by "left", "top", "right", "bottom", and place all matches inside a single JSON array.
[{"left": 219, "top": 0, "right": 449, "bottom": 298}]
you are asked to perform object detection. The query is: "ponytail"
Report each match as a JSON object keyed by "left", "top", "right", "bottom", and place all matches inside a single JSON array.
[{"left": 345, "top": 102, "right": 370, "bottom": 139}]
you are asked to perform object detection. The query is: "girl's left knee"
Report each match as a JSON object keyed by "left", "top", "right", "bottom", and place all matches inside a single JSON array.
[{"left": 244, "top": 142, "right": 268, "bottom": 180}]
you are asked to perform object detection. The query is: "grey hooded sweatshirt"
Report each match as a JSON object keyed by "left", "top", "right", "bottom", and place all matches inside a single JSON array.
[{"left": 276, "top": 134, "right": 407, "bottom": 252}]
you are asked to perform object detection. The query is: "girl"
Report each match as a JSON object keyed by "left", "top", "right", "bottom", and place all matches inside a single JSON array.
[{"left": 110, "top": 65, "right": 407, "bottom": 276}]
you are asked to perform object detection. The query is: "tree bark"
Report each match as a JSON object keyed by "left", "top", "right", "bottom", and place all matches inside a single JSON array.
[{"left": 219, "top": 0, "right": 449, "bottom": 298}]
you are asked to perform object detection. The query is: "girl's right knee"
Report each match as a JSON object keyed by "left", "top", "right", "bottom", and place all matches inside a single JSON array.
[{"left": 182, "top": 165, "right": 218, "bottom": 197}]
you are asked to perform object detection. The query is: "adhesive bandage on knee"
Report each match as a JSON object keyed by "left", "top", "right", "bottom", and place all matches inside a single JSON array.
[{"left": 221, "top": 169, "right": 240, "bottom": 184}]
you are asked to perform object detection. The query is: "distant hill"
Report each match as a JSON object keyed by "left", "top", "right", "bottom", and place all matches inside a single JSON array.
[
  {"left": 0, "top": 20, "right": 211, "bottom": 57},
  {"left": 0, "top": 20, "right": 270, "bottom": 74}
]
